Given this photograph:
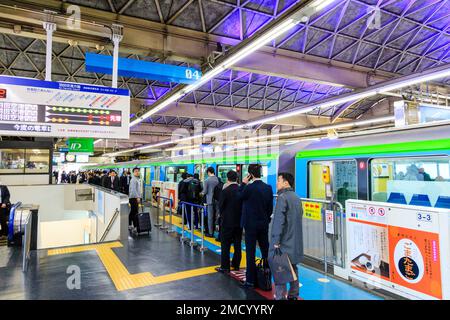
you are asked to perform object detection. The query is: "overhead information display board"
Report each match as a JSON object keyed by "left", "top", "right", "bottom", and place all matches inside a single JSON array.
[
  {"left": 0, "top": 76, "right": 130, "bottom": 139},
  {"left": 346, "top": 199, "right": 450, "bottom": 300}
]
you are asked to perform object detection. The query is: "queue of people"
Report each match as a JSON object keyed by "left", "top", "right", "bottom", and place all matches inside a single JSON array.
[
  {"left": 53, "top": 169, "right": 133, "bottom": 195},
  {"left": 175, "top": 164, "right": 304, "bottom": 300}
]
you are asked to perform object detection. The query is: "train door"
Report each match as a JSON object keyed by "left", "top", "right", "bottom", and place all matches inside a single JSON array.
[
  {"left": 194, "top": 164, "right": 206, "bottom": 181},
  {"left": 143, "top": 167, "right": 151, "bottom": 201},
  {"left": 154, "top": 166, "right": 161, "bottom": 181},
  {"left": 306, "top": 160, "right": 358, "bottom": 269}
]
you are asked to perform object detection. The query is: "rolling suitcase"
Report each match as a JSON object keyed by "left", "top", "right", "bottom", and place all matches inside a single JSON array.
[{"left": 136, "top": 205, "right": 151, "bottom": 235}]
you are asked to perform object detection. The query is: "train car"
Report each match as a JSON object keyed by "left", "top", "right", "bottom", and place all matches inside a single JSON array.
[
  {"left": 293, "top": 124, "right": 450, "bottom": 209},
  {"left": 83, "top": 151, "right": 280, "bottom": 204}
]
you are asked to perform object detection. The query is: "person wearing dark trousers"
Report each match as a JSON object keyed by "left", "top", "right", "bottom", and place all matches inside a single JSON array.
[
  {"left": 238, "top": 164, "right": 273, "bottom": 288},
  {"left": 105, "top": 170, "right": 120, "bottom": 191},
  {"left": 0, "top": 184, "right": 11, "bottom": 240},
  {"left": 101, "top": 170, "right": 109, "bottom": 188},
  {"left": 216, "top": 170, "right": 243, "bottom": 273},
  {"left": 120, "top": 170, "right": 131, "bottom": 195},
  {"left": 270, "top": 172, "right": 303, "bottom": 300},
  {"left": 178, "top": 172, "right": 189, "bottom": 223},
  {"left": 128, "top": 167, "right": 142, "bottom": 230}
]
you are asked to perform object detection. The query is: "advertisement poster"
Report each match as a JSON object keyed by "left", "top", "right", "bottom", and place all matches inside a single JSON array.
[
  {"left": 302, "top": 201, "right": 322, "bottom": 221},
  {"left": 167, "top": 189, "right": 176, "bottom": 210},
  {"left": 348, "top": 220, "right": 390, "bottom": 279},
  {"left": 0, "top": 76, "right": 130, "bottom": 139},
  {"left": 151, "top": 186, "right": 161, "bottom": 206},
  {"left": 388, "top": 226, "right": 442, "bottom": 299}
]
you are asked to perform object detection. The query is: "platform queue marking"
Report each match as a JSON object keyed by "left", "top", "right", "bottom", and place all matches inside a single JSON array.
[{"left": 47, "top": 211, "right": 249, "bottom": 292}]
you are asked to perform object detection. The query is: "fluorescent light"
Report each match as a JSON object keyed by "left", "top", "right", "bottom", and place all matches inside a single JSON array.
[
  {"left": 94, "top": 139, "right": 103, "bottom": 145},
  {"left": 128, "top": 1, "right": 328, "bottom": 128},
  {"left": 312, "top": 0, "right": 336, "bottom": 11}
]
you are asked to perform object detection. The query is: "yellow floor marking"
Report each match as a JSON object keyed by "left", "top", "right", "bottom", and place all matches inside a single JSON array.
[
  {"left": 162, "top": 214, "right": 247, "bottom": 268},
  {"left": 48, "top": 241, "right": 219, "bottom": 291}
]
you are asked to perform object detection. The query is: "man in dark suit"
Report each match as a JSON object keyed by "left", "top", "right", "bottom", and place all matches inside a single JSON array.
[
  {"left": 105, "top": 170, "right": 120, "bottom": 191},
  {"left": 0, "top": 184, "right": 11, "bottom": 239},
  {"left": 100, "top": 170, "right": 109, "bottom": 188},
  {"left": 120, "top": 170, "right": 131, "bottom": 195},
  {"left": 216, "top": 170, "right": 243, "bottom": 273},
  {"left": 238, "top": 164, "right": 273, "bottom": 288}
]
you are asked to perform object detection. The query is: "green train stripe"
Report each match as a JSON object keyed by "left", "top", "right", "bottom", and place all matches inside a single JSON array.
[{"left": 295, "top": 138, "right": 450, "bottom": 159}]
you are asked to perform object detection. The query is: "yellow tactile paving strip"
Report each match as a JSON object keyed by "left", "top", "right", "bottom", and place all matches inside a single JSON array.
[
  {"left": 47, "top": 211, "right": 249, "bottom": 291},
  {"left": 48, "top": 241, "right": 218, "bottom": 291}
]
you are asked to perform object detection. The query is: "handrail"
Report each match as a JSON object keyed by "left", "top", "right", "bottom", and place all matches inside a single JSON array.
[
  {"left": 178, "top": 201, "right": 208, "bottom": 252},
  {"left": 156, "top": 196, "right": 173, "bottom": 232},
  {"left": 99, "top": 208, "right": 120, "bottom": 242},
  {"left": 22, "top": 213, "right": 32, "bottom": 272},
  {"left": 8, "top": 202, "right": 22, "bottom": 242}
]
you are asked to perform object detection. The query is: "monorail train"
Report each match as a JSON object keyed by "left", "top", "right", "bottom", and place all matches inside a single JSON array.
[{"left": 84, "top": 123, "right": 450, "bottom": 211}]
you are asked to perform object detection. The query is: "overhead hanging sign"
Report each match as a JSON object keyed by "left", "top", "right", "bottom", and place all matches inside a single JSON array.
[
  {"left": 67, "top": 138, "right": 94, "bottom": 154},
  {"left": 85, "top": 53, "right": 202, "bottom": 84},
  {"left": 0, "top": 76, "right": 130, "bottom": 139}
]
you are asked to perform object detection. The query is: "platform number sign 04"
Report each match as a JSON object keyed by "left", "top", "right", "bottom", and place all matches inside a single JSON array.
[{"left": 185, "top": 69, "right": 201, "bottom": 81}]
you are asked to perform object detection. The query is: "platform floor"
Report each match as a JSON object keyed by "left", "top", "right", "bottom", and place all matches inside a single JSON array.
[{"left": 0, "top": 208, "right": 383, "bottom": 300}]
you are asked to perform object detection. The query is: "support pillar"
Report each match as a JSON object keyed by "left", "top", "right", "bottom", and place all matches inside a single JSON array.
[{"left": 43, "top": 11, "right": 57, "bottom": 81}]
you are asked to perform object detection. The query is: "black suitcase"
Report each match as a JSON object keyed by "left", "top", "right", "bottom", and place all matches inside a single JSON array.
[{"left": 136, "top": 206, "right": 151, "bottom": 235}]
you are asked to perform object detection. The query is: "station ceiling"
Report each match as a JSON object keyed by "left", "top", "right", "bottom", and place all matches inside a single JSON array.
[{"left": 0, "top": 0, "right": 449, "bottom": 151}]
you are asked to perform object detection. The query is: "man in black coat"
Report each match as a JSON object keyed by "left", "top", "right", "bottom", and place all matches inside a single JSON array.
[
  {"left": 0, "top": 185, "right": 11, "bottom": 239},
  {"left": 216, "top": 170, "right": 243, "bottom": 273},
  {"left": 238, "top": 164, "right": 273, "bottom": 288},
  {"left": 105, "top": 170, "right": 120, "bottom": 191},
  {"left": 120, "top": 170, "right": 131, "bottom": 195},
  {"left": 100, "top": 170, "right": 109, "bottom": 188}
]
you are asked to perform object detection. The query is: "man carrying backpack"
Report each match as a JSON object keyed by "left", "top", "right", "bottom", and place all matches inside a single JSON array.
[{"left": 186, "top": 173, "right": 202, "bottom": 229}]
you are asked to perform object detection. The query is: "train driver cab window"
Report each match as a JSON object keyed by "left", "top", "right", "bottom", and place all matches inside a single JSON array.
[
  {"left": 242, "top": 164, "right": 268, "bottom": 184},
  {"left": 371, "top": 157, "right": 450, "bottom": 208}
]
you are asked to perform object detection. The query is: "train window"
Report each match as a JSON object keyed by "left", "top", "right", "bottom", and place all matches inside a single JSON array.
[
  {"left": 308, "top": 160, "right": 357, "bottom": 207},
  {"left": 370, "top": 157, "right": 450, "bottom": 207},
  {"left": 217, "top": 165, "right": 237, "bottom": 182},
  {"left": 242, "top": 164, "right": 268, "bottom": 184},
  {"left": 165, "top": 166, "right": 188, "bottom": 183}
]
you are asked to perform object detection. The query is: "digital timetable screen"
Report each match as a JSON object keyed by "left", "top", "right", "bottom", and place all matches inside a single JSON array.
[{"left": 0, "top": 76, "right": 130, "bottom": 139}]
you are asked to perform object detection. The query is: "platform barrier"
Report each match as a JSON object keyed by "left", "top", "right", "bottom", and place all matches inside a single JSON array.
[
  {"left": 179, "top": 201, "right": 207, "bottom": 252},
  {"left": 155, "top": 196, "right": 174, "bottom": 233},
  {"left": 299, "top": 197, "right": 345, "bottom": 279}
]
